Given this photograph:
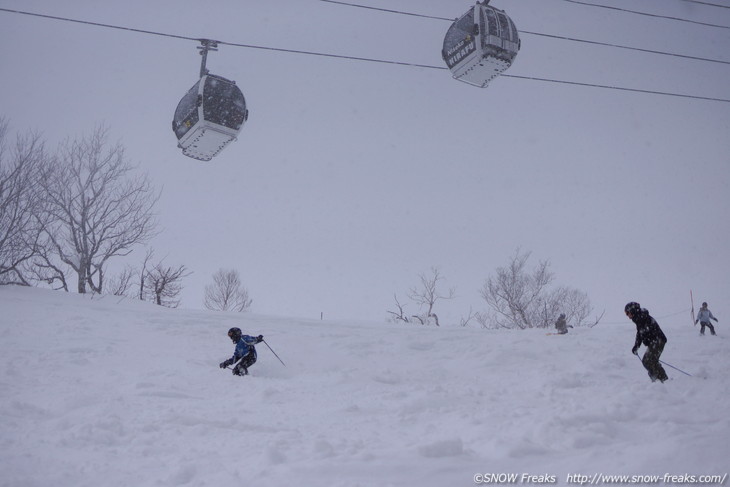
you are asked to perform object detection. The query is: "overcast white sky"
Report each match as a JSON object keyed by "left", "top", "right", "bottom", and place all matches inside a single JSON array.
[{"left": 1, "top": 0, "right": 728, "bottom": 325}]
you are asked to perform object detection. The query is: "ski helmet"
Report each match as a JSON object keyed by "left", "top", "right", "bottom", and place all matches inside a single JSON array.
[
  {"left": 624, "top": 302, "right": 641, "bottom": 316},
  {"left": 702, "top": 302, "right": 708, "bottom": 307},
  {"left": 228, "top": 327, "right": 242, "bottom": 343}
]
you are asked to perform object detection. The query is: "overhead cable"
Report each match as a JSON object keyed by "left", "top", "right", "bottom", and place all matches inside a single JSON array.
[
  {"left": 0, "top": 7, "right": 440, "bottom": 70},
  {"left": 320, "top": 0, "right": 730, "bottom": 66},
  {"left": 1, "top": 7, "right": 729, "bottom": 104},
  {"left": 503, "top": 73, "right": 730, "bottom": 103},
  {"left": 319, "top": 0, "right": 452, "bottom": 21},
  {"left": 562, "top": 0, "right": 730, "bottom": 29},
  {"left": 681, "top": 0, "right": 730, "bottom": 8}
]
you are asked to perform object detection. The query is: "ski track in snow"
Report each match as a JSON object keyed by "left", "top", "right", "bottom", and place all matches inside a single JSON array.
[{"left": 1, "top": 286, "right": 728, "bottom": 487}]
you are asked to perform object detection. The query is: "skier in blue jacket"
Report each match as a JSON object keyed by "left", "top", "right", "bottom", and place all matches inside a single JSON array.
[{"left": 219, "top": 327, "right": 263, "bottom": 376}]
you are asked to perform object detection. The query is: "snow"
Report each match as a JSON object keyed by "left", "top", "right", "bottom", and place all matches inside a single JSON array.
[{"left": 1, "top": 285, "right": 728, "bottom": 487}]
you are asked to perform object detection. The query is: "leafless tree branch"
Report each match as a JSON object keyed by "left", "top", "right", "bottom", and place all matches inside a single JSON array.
[
  {"left": 203, "top": 268, "right": 253, "bottom": 312},
  {"left": 145, "top": 260, "right": 191, "bottom": 307},
  {"left": 479, "top": 248, "right": 593, "bottom": 329},
  {"left": 35, "top": 125, "right": 160, "bottom": 294},
  {"left": 0, "top": 118, "right": 48, "bottom": 286}
]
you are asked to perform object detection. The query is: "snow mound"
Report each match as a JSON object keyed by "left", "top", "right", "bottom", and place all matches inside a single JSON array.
[{"left": 1, "top": 286, "right": 728, "bottom": 487}]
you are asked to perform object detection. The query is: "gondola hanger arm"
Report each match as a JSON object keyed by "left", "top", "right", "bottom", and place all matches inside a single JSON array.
[{"left": 197, "top": 39, "right": 220, "bottom": 78}]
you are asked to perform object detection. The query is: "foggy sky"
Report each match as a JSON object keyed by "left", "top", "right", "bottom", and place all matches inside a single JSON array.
[{"left": 1, "top": 0, "right": 728, "bottom": 326}]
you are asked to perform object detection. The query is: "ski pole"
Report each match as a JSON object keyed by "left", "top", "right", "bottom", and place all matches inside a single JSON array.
[
  {"left": 659, "top": 359, "right": 692, "bottom": 377},
  {"left": 225, "top": 355, "right": 245, "bottom": 370},
  {"left": 262, "top": 339, "right": 286, "bottom": 367}
]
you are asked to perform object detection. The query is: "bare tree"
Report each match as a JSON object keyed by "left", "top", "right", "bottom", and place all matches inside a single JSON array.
[
  {"left": 0, "top": 119, "right": 48, "bottom": 286},
  {"left": 459, "top": 307, "right": 478, "bottom": 327},
  {"left": 35, "top": 125, "right": 159, "bottom": 294},
  {"left": 387, "top": 293, "right": 410, "bottom": 323},
  {"left": 408, "top": 267, "right": 455, "bottom": 326},
  {"left": 479, "top": 249, "right": 553, "bottom": 329},
  {"left": 479, "top": 248, "right": 594, "bottom": 329},
  {"left": 105, "top": 265, "right": 136, "bottom": 297},
  {"left": 387, "top": 267, "right": 455, "bottom": 326},
  {"left": 137, "top": 248, "right": 155, "bottom": 301},
  {"left": 561, "top": 288, "right": 597, "bottom": 327},
  {"left": 203, "top": 268, "right": 253, "bottom": 312},
  {"left": 145, "top": 261, "right": 191, "bottom": 307}
]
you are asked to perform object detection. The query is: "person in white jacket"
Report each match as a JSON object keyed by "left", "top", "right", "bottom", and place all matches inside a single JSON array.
[{"left": 695, "top": 302, "right": 719, "bottom": 336}]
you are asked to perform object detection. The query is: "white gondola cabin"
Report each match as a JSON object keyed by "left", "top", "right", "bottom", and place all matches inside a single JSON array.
[
  {"left": 442, "top": 1, "right": 520, "bottom": 88},
  {"left": 172, "top": 74, "right": 248, "bottom": 161},
  {"left": 172, "top": 40, "right": 248, "bottom": 161}
]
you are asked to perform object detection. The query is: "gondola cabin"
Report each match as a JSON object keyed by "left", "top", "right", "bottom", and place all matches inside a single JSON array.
[
  {"left": 442, "top": 0, "right": 520, "bottom": 88},
  {"left": 172, "top": 74, "right": 248, "bottom": 161}
]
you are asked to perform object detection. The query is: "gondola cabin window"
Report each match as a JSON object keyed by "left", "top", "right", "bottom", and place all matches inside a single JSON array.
[
  {"left": 203, "top": 76, "right": 246, "bottom": 131},
  {"left": 172, "top": 82, "right": 201, "bottom": 140}
]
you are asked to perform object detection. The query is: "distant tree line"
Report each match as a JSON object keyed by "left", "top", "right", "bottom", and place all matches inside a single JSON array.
[
  {"left": 4, "top": 120, "right": 585, "bottom": 322},
  {"left": 0, "top": 119, "right": 252, "bottom": 311},
  {"left": 388, "top": 249, "right": 601, "bottom": 330}
]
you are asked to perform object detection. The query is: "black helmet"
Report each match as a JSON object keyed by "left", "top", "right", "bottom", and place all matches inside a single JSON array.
[
  {"left": 228, "top": 327, "right": 242, "bottom": 343},
  {"left": 702, "top": 302, "right": 708, "bottom": 307},
  {"left": 625, "top": 302, "right": 641, "bottom": 316}
]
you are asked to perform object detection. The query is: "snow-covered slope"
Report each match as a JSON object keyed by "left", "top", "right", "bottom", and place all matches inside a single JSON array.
[{"left": 1, "top": 286, "right": 728, "bottom": 487}]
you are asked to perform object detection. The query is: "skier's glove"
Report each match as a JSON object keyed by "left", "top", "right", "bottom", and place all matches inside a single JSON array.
[
  {"left": 631, "top": 346, "right": 638, "bottom": 355},
  {"left": 220, "top": 359, "right": 233, "bottom": 368},
  {"left": 256, "top": 335, "right": 264, "bottom": 343}
]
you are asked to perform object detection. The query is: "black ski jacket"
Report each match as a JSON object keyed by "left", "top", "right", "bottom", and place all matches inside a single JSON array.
[{"left": 631, "top": 308, "right": 667, "bottom": 349}]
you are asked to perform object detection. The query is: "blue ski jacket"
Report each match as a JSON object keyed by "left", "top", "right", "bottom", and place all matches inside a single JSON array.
[{"left": 230, "top": 335, "right": 259, "bottom": 363}]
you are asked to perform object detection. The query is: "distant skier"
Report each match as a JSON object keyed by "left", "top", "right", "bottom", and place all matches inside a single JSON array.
[
  {"left": 554, "top": 313, "right": 568, "bottom": 334},
  {"left": 694, "top": 302, "right": 718, "bottom": 336},
  {"left": 219, "top": 327, "right": 263, "bottom": 376},
  {"left": 625, "top": 302, "right": 668, "bottom": 383}
]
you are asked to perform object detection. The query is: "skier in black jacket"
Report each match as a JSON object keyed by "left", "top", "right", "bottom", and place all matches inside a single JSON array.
[{"left": 625, "top": 302, "right": 668, "bottom": 382}]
